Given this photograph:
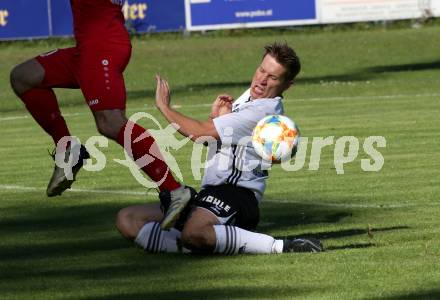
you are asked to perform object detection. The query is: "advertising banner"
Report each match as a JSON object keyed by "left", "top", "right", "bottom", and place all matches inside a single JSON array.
[
  {"left": 185, "top": 0, "right": 317, "bottom": 31},
  {"left": 2, "top": 0, "right": 439, "bottom": 40},
  {"left": 430, "top": 0, "right": 440, "bottom": 16},
  {"left": 124, "top": 0, "right": 185, "bottom": 33},
  {"left": 0, "top": 0, "right": 50, "bottom": 40},
  {"left": 319, "top": 0, "right": 425, "bottom": 23},
  {"left": 51, "top": 0, "right": 73, "bottom": 37},
  {"left": 51, "top": 0, "right": 186, "bottom": 37},
  {"left": 1, "top": 0, "right": 185, "bottom": 40}
]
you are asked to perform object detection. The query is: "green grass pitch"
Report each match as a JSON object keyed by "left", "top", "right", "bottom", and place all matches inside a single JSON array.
[{"left": 0, "top": 25, "right": 439, "bottom": 299}]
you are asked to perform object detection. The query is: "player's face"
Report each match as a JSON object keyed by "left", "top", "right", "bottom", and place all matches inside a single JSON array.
[{"left": 250, "top": 54, "right": 291, "bottom": 100}]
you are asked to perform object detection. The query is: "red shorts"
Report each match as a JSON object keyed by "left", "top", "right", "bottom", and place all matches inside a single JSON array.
[{"left": 36, "top": 45, "right": 132, "bottom": 112}]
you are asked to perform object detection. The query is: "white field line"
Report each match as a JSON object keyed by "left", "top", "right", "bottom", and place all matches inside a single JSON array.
[
  {"left": 0, "top": 112, "right": 85, "bottom": 122},
  {"left": 265, "top": 199, "right": 423, "bottom": 209},
  {"left": 1, "top": 92, "right": 439, "bottom": 122},
  {"left": 1, "top": 184, "right": 437, "bottom": 209},
  {"left": 0, "top": 115, "right": 29, "bottom": 121},
  {"left": 0, "top": 184, "right": 155, "bottom": 197}
]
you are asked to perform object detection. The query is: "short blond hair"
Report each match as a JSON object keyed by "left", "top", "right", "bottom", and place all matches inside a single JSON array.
[{"left": 263, "top": 42, "right": 301, "bottom": 82}]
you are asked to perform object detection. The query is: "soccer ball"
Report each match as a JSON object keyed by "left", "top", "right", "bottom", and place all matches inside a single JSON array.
[{"left": 252, "top": 114, "right": 300, "bottom": 162}]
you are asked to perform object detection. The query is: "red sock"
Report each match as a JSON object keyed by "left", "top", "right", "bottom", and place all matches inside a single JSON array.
[
  {"left": 116, "top": 121, "right": 181, "bottom": 192},
  {"left": 20, "top": 88, "right": 70, "bottom": 145}
]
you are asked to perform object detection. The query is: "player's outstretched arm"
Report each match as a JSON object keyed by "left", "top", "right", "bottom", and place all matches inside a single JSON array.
[{"left": 155, "top": 75, "right": 220, "bottom": 142}]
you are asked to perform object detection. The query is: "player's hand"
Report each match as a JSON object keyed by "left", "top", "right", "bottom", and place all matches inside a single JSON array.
[
  {"left": 155, "top": 74, "right": 171, "bottom": 111},
  {"left": 210, "top": 94, "right": 233, "bottom": 119}
]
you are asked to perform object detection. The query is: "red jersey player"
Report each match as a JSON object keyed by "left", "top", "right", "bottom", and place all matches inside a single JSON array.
[{"left": 9, "top": 0, "right": 193, "bottom": 230}]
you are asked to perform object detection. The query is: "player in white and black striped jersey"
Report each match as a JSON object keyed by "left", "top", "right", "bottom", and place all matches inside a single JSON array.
[{"left": 116, "top": 42, "right": 323, "bottom": 254}]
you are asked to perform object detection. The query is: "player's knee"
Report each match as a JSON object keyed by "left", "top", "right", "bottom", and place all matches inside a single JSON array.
[
  {"left": 96, "top": 121, "right": 116, "bottom": 139},
  {"left": 181, "top": 226, "right": 213, "bottom": 251},
  {"left": 96, "top": 119, "right": 124, "bottom": 140},
  {"left": 115, "top": 208, "right": 136, "bottom": 240},
  {"left": 10, "top": 66, "right": 25, "bottom": 95},
  {"left": 95, "top": 113, "right": 126, "bottom": 140},
  {"left": 10, "top": 61, "right": 44, "bottom": 96}
]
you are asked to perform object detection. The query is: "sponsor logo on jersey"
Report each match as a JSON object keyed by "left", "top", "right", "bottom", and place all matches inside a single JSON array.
[
  {"left": 88, "top": 99, "right": 99, "bottom": 106},
  {"left": 200, "top": 195, "right": 231, "bottom": 212},
  {"left": 232, "top": 97, "right": 251, "bottom": 112}
]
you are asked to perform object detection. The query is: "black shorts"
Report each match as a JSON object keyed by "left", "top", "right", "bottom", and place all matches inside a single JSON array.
[{"left": 195, "top": 184, "right": 259, "bottom": 231}]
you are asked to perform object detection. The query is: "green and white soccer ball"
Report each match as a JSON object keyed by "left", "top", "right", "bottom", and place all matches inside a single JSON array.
[{"left": 252, "top": 114, "right": 300, "bottom": 162}]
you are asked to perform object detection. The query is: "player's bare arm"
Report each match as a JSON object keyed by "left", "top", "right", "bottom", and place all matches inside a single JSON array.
[{"left": 155, "top": 74, "right": 220, "bottom": 141}]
